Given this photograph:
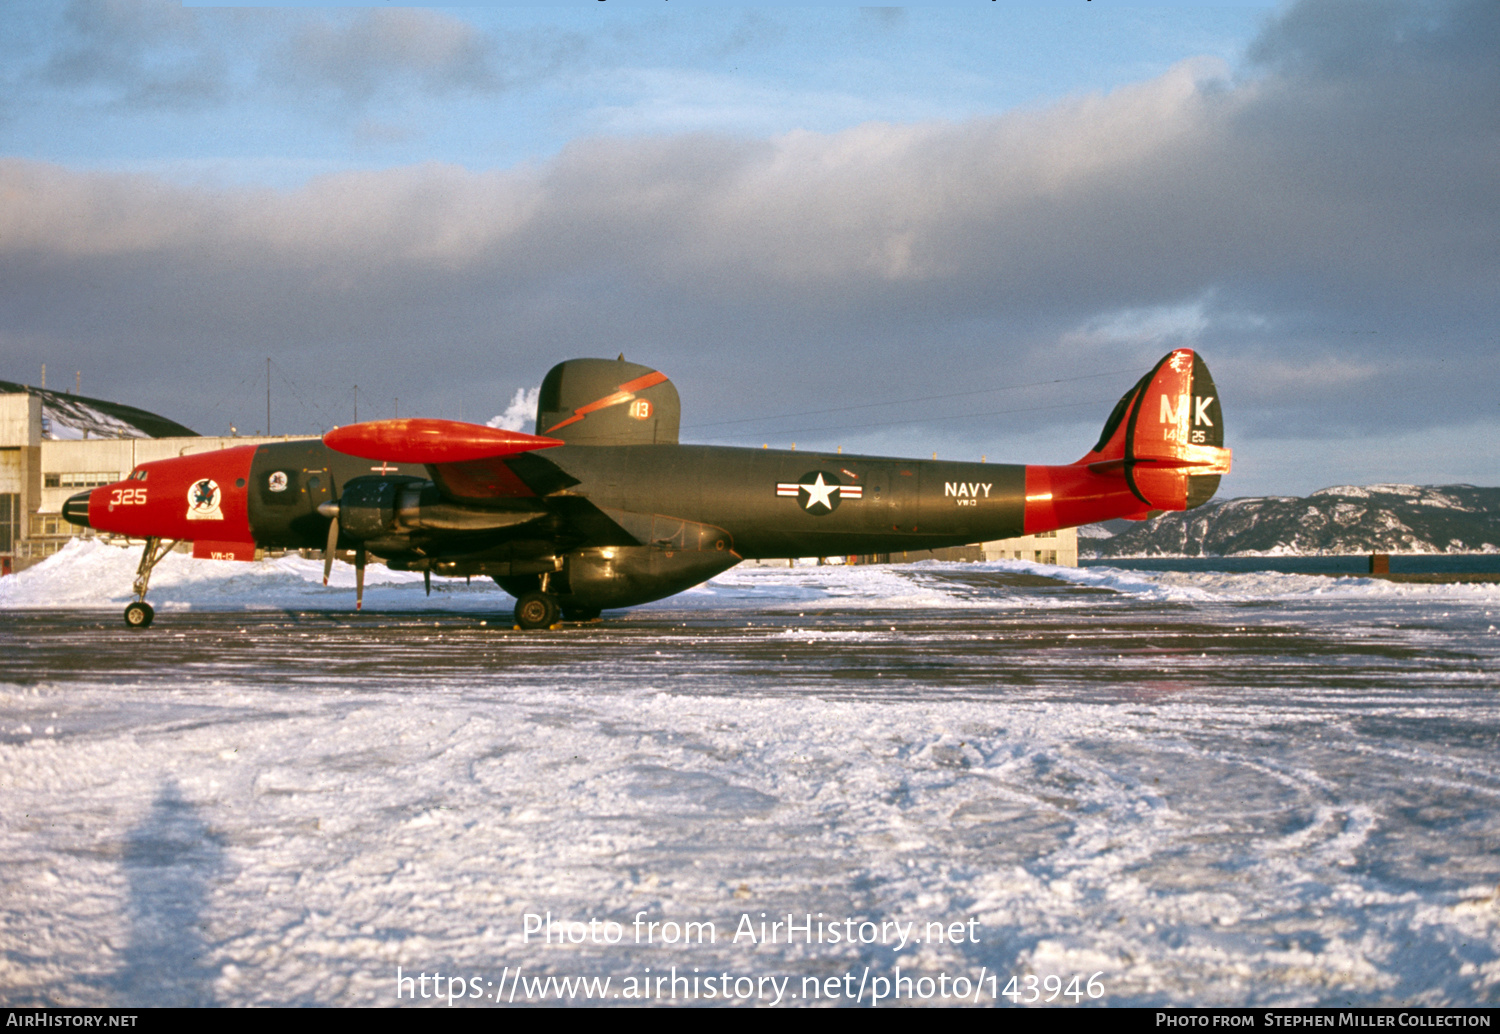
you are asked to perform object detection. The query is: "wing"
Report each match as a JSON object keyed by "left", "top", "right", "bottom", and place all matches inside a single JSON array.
[
  {"left": 324, "top": 418, "right": 637, "bottom": 546},
  {"left": 325, "top": 418, "right": 563, "bottom": 502}
]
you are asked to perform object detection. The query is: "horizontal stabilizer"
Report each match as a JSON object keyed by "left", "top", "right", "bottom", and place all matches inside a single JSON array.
[
  {"left": 324, "top": 419, "right": 563, "bottom": 464},
  {"left": 1087, "top": 445, "right": 1233, "bottom": 477}
]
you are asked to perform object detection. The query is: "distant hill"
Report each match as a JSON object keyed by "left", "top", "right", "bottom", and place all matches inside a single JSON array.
[{"left": 1082, "top": 485, "right": 1500, "bottom": 557}]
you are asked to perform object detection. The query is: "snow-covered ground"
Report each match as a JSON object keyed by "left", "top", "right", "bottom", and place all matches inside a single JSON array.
[{"left": 3, "top": 541, "right": 1499, "bottom": 1006}]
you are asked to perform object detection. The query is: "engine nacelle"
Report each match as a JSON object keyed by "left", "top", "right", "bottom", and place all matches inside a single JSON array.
[
  {"left": 557, "top": 544, "right": 741, "bottom": 611},
  {"left": 493, "top": 511, "right": 739, "bottom": 611},
  {"left": 336, "top": 476, "right": 547, "bottom": 551},
  {"left": 338, "top": 477, "right": 405, "bottom": 541}
]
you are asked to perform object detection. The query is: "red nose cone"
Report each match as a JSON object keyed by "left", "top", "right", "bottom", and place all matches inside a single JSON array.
[{"left": 63, "top": 490, "right": 93, "bottom": 529}]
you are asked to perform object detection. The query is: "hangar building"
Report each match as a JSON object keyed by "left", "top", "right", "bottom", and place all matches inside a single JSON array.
[{"left": 0, "top": 381, "right": 284, "bottom": 572}]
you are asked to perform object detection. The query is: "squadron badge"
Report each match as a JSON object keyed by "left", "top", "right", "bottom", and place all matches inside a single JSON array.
[{"left": 186, "top": 478, "right": 223, "bottom": 520}]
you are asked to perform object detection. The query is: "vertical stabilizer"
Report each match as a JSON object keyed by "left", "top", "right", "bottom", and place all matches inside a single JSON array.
[
  {"left": 536, "top": 358, "right": 681, "bottom": 446},
  {"left": 1076, "top": 348, "right": 1229, "bottom": 511}
]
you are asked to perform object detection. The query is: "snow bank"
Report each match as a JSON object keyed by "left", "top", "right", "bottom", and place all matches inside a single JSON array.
[
  {"left": 0, "top": 538, "right": 503, "bottom": 613},
  {"left": 6, "top": 540, "right": 1499, "bottom": 615}
]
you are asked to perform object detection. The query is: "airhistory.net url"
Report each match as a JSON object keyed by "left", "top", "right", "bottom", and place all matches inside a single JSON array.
[{"left": 394, "top": 965, "right": 1107, "bottom": 1005}]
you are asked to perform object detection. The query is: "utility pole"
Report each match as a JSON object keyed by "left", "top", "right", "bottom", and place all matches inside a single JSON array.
[
  {"left": 353, "top": 385, "right": 358, "bottom": 423},
  {"left": 266, "top": 357, "right": 271, "bottom": 436},
  {"left": 75, "top": 370, "right": 80, "bottom": 395},
  {"left": 40, "top": 363, "right": 45, "bottom": 389}
]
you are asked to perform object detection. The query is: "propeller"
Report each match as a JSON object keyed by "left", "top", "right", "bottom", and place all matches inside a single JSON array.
[
  {"left": 317, "top": 497, "right": 365, "bottom": 610},
  {"left": 317, "top": 500, "right": 340, "bottom": 586},
  {"left": 317, "top": 478, "right": 441, "bottom": 608}
]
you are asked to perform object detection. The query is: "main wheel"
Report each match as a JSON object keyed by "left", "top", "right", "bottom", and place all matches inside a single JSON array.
[
  {"left": 124, "top": 601, "right": 155, "bottom": 629},
  {"left": 514, "top": 591, "right": 561, "bottom": 630}
]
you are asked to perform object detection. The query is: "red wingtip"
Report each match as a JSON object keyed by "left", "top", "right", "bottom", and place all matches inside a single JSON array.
[{"left": 324, "top": 419, "right": 563, "bottom": 464}]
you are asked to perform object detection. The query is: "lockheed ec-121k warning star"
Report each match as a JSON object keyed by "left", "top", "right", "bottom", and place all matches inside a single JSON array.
[{"left": 63, "top": 350, "right": 1229, "bottom": 629}]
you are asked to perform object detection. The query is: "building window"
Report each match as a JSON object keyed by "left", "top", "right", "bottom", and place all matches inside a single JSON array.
[
  {"left": 45, "top": 472, "right": 119, "bottom": 489},
  {"left": 1035, "top": 529, "right": 1056, "bottom": 538},
  {"left": 30, "top": 514, "right": 73, "bottom": 537},
  {"left": 0, "top": 494, "right": 15, "bottom": 553},
  {"left": 1034, "top": 550, "right": 1057, "bottom": 564}
]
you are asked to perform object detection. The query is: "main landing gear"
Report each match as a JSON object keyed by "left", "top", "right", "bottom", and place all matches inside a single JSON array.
[
  {"left": 514, "top": 591, "right": 560, "bottom": 630},
  {"left": 124, "top": 536, "right": 175, "bottom": 629},
  {"left": 512, "top": 593, "right": 602, "bottom": 629}
]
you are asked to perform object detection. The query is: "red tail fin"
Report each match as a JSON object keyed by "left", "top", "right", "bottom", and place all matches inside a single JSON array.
[
  {"left": 1024, "top": 349, "right": 1230, "bottom": 532},
  {"left": 1077, "top": 348, "right": 1231, "bottom": 510}
]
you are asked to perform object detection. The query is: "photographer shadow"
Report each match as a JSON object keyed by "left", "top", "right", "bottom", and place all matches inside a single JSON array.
[{"left": 114, "top": 780, "right": 225, "bottom": 1006}]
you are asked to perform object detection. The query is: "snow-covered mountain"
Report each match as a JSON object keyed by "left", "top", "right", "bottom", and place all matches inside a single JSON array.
[{"left": 1083, "top": 484, "right": 1500, "bottom": 557}]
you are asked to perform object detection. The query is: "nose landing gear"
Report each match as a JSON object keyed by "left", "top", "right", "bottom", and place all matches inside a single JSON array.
[{"left": 124, "top": 536, "right": 176, "bottom": 629}]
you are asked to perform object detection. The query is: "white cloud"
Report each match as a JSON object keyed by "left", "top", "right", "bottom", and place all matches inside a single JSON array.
[
  {"left": 1064, "top": 299, "right": 1213, "bottom": 349},
  {"left": 487, "top": 387, "right": 539, "bottom": 433},
  {"left": 271, "top": 8, "right": 501, "bottom": 104}
]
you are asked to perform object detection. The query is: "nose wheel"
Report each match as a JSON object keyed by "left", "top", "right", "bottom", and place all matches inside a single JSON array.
[{"left": 123, "top": 536, "right": 175, "bottom": 629}]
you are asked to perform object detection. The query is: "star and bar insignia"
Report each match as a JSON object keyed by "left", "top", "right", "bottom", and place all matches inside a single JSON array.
[{"left": 775, "top": 471, "right": 862, "bottom": 515}]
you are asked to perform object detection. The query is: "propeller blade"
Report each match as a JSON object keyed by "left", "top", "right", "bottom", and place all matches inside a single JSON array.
[
  {"left": 323, "top": 513, "right": 339, "bottom": 586},
  {"left": 355, "top": 545, "right": 366, "bottom": 611},
  {"left": 317, "top": 499, "right": 341, "bottom": 586},
  {"left": 424, "top": 569, "right": 431, "bottom": 597}
]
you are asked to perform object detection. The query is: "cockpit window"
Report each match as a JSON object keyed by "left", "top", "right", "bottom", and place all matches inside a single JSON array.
[{"left": 131, "top": 469, "right": 148, "bottom": 481}]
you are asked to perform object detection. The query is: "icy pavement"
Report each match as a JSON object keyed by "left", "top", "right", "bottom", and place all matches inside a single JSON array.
[{"left": 2, "top": 542, "right": 1500, "bottom": 1006}]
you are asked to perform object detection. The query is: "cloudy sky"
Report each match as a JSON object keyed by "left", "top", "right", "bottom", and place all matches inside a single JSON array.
[{"left": 1, "top": 1, "right": 1495, "bottom": 498}]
